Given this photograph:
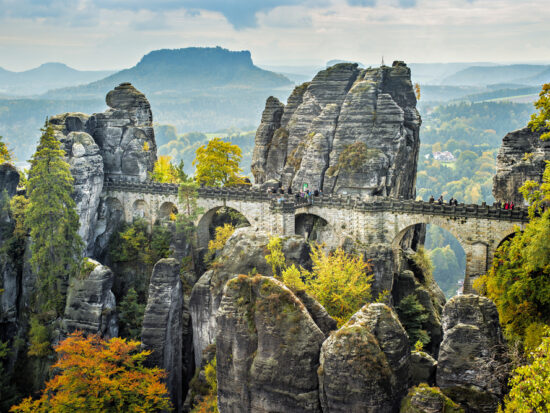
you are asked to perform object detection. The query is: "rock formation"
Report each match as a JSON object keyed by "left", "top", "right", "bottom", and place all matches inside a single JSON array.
[
  {"left": 493, "top": 126, "right": 550, "bottom": 205},
  {"left": 62, "top": 259, "right": 118, "bottom": 338},
  {"left": 252, "top": 61, "right": 421, "bottom": 198},
  {"left": 216, "top": 274, "right": 325, "bottom": 412},
  {"left": 436, "top": 295, "right": 507, "bottom": 413},
  {"left": 318, "top": 303, "right": 410, "bottom": 412},
  {"left": 189, "top": 227, "right": 311, "bottom": 366},
  {"left": 48, "top": 83, "right": 157, "bottom": 254},
  {"left": 410, "top": 350, "right": 437, "bottom": 386},
  {"left": 0, "top": 163, "right": 20, "bottom": 198},
  {"left": 400, "top": 384, "right": 464, "bottom": 413},
  {"left": 141, "top": 258, "right": 183, "bottom": 413}
]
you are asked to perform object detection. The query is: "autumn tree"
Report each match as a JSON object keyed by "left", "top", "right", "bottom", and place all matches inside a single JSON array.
[
  {"left": 25, "top": 124, "right": 83, "bottom": 315},
  {"left": 529, "top": 83, "right": 550, "bottom": 141},
  {"left": 414, "top": 83, "right": 421, "bottom": 101},
  {"left": 205, "top": 223, "right": 235, "bottom": 263},
  {"left": 10, "top": 331, "right": 172, "bottom": 412},
  {"left": 267, "top": 239, "right": 373, "bottom": 327},
  {"left": 150, "top": 156, "right": 189, "bottom": 184},
  {"left": 193, "top": 137, "right": 246, "bottom": 187},
  {"left": 475, "top": 162, "right": 550, "bottom": 349},
  {"left": 0, "top": 136, "right": 13, "bottom": 164}
]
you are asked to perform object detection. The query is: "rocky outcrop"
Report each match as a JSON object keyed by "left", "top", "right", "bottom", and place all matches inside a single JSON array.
[
  {"left": 216, "top": 274, "right": 325, "bottom": 412},
  {"left": 62, "top": 259, "right": 118, "bottom": 338},
  {"left": 0, "top": 163, "right": 20, "bottom": 198},
  {"left": 493, "top": 126, "right": 550, "bottom": 205},
  {"left": 410, "top": 350, "right": 437, "bottom": 386},
  {"left": 48, "top": 116, "right": 105, "bottom": 255},
  {"left": 141, "top": 258, "right": 183, "bottom": 413},
  {"left": 90, "top": 82, "right": 157, "bottom": 181},
  {"left": 294, "top": 289, "right": 337, "bottom": 337},
  {"left": 189, "top": 227, "right": 311, "bottom": 366},
  {"left": 436, "top": 295, "right": 507, "bottom": 413},
  {"left": 400, "top": 384, "right": 464, "bottom": 413},
  {"left": 252, "top": 61, "right": 421, "bottom": 198},
  {"left": 318, "top": 303, "right": 410, "bottom": 412}
]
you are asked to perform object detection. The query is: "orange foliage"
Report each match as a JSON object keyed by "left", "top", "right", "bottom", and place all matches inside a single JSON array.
[{"left": 10, "top": 331, "right": 172, "bottom": 412}]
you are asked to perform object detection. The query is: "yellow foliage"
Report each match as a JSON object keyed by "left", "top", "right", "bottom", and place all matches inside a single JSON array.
[
  {"left": 193, "top": 137, "right": 245, "bottom": 187},
  {"left": 205, "top": 224, "right": 235, "bottom": 264},
  {"left": 150, "top": 155, "right": 185, "bottom": 184},
  {"left": 142, "top": 141, "right": 150, "bottom": 152},
  {"left": 414, "top": 83, "right": 421, "bottom": 101},
  {"left": 281, "top": 264, "right": 305, "bottom": 291},
  {"left": 190, "top": 358, "right": 218, "bottom": 413},
  {"left": 11, "top": 331, "right": 172, "bottom": 412}
]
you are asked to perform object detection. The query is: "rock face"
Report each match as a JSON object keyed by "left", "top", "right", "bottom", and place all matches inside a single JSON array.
[
  {"left": 216, "top": 274, "right": 325, "bottom": 413},
  {"left": 436, "top": 295, "right": 507, "bottom": 413},
  {"left": 62, "top": 259, "right": 118, "bottom": 338},
  {"left": 410, "top": 350, "right": 437, "bottom": 386},
  {"left": 48, "top": 83, "right": 157, "bottom": 254},
  {"left": 318, "top": 303, "right": 410, "bottom": 412},
  {"left": 400, "top": 384, "right": 464, "bottom": 413},
  {"left": 189, "top": 227, "right": 311, "bottom": 366},
  {"left": 493, "top": 126, "right": 550, "bottom": 205},
  {"left": 252, "top": 61, "right": 421, "bottom": 198},
  {"left": 0, "top": 163, "right": 20, "bottom": 197},
  {"left": 141, "top": 258, "right": 183, "bottom": 413},
  {"left": 90, "top": 82, "right": 157, "bottom": 181}
]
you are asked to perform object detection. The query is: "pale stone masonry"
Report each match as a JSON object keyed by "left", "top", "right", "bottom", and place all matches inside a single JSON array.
[{"left": 102, "top": 179, "right": 527, "bottom": 293}]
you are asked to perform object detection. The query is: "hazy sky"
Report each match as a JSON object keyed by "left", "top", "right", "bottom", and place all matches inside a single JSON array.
[{"left": 0, "top": 0, "right": 548, "bottom": 71}]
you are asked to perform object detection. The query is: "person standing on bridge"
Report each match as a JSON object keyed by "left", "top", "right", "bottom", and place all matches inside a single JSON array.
[
  {"left": 437, "top": 195, "right": 443, "bottom": 205},
  {"left": 429, "top": 195, "right": 435, "bottom": 203}
]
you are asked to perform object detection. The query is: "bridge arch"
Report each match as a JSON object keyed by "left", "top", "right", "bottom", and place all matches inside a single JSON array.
[
  {"left": 295, "top": 213, "right": 330, "bottom": 243},
  {"left": 132, "top": 199, "right": 149, "bottom": 220},
  {"left": 196, "top": 205, "right": 252, "bottom": 250},
  {"left": 159, "top": 201, "right": 178, "bottom": 221}
]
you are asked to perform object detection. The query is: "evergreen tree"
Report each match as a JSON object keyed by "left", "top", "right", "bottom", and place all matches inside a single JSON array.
[
  {"left": 25, "top": 123, "right": 83, "bottom": 315},
  {"left": 118, "top": 288, "right": 145, "bottom": 340}
]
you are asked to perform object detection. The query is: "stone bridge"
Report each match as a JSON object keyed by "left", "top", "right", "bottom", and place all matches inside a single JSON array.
[{"left": 102, "top": 179, "right": 529, "bottom": 292}]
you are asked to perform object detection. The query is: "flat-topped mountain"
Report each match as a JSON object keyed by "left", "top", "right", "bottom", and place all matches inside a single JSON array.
[{"left": 45, "top": 47, "right": 292, "bottom": 100}]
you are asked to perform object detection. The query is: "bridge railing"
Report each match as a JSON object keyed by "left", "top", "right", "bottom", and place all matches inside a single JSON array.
[{"left": 102, "top": 178, "right": 529, "bottom": 222}]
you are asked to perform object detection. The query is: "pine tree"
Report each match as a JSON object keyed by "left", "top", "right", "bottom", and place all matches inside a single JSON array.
[{"left": 25, "top": 123, "right": 83, "bottom": 315}]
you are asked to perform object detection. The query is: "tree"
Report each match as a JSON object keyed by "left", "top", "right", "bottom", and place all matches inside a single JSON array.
[
  {"left": 267, "top": 239, "right": 373, "bottom": 327},
  {"left": 396, "top": 294, "right": 430, "bottom": 347},
  {"left": 25, "top": 124, "right": 83, "bottom": 315},
  {"left": 414, "top": 83, "right": 421, "bottom": 101},
  {"left": 193, "top": 137, "right": 246, "bottom": 187},
  {"left": 0, "top": 136, "right": 13, "bottom": 164},
  {"left": 475, "top": 162, "right": 550, "bottom": 349},
  {"left": 177, "top": 181, "right": 202, "bottom": 239},
  {"left": 205, "top": 223, "right": 235, "bottom": 263},
  {"left": 10, "top": 331, "right": 172, "bottom": 412},
  {"left": 528, "top": 83, "right": 550, "bottom": 141},
  {"left": 500, "top": 331, "right": 550, "bottom": 412},
  {"left": 150, "top": 156, "right": 189, "bottom": 184},
  {"left": 190, "top": 357, "right": 218, "bottom": 413},
  {"left": 118, "top": 288, "right": 145, "bottom": 340}
]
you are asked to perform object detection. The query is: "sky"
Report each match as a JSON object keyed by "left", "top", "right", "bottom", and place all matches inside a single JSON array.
[{"left": 0, "top": 0, "right": 549, "bottom": 71}]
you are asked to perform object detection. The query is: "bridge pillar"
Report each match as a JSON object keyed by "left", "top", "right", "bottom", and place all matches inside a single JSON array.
[
  {"left": 463, "top": 242, "right": 489, "bottom": 294},
  {"left": 271, "top": 202, "right": 295, "bottom": 236}
]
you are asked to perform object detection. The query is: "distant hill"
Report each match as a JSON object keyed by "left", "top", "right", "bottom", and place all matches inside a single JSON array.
[
  {"left": 517, "top": 66, "right": 550, "bottom": 86},
  {"left": 46, "top": 47, "right": 292, "bottom": 100},
  {"left": 0, "top": 63, "right": 114, "bottom": 96},
  {"left": 441, "top": 64, "right": 550, "bottom": 86},
  {"left": 0, "top": 47, "right": 294, "bottom": 162}
]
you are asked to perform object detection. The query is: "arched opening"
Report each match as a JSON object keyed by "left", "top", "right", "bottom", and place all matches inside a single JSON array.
[
  {"left": 196, "top": 206, "right": 251, "bottom": 250},
  {"left": 159, "top": 201, "right": 178, "bottom": 221},
  {"left": 295, "top": 213, "right": 329, "bottom": 242},
  {"left": 132, "top": 199, "right": 149, "bottom": 220},
  {"left": 392, "top": 223, "right": 466, "bottom": 299},
  {"left": 496, "top": 230, "right": 519, "bottom": 250}
]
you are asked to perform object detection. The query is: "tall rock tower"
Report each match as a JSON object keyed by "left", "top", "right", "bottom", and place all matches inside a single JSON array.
[{"left": 252, "top": 61, "right": 421, "bottom": 198}]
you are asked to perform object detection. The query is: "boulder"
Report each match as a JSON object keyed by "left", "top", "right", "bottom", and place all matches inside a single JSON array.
[
  {"left": 400, "top": 384, "right": 464, "bottom": 413},
  {"left": 0, "top": 163, "right": 19, "bottom": 198},
  {"left": 318, "top": 303, "right": 410, "bottom": 412},
  {"left": 252, "top": 61, "right": 421, "bottom": 199},
  {"left": 493, "top": 126, "right": 550, "bottom": 205},
  {"left": 189, "top": 227, "right": 311, "bottom": 366},
  {"left": 410, "top": 350, "right": 437, "bottom": 386},
  {"left": 141, "top": 258, "right": 183, "bottom": 413},
  {"left": 216, "top": 274, "right": 325, "bottom": 412},
  {"left": 436, "top": 295, "right": 507, "bottom": 413},
  {"left": 62, "top": 259, "right": 118, "bottom": 338}
]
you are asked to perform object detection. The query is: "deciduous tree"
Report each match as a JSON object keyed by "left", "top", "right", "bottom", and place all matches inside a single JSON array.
[
  {"left": 529, "top": 83, "right": 550, "bottom": 141},
  {"left": 193, "top": 137, "right": 246, "bottom": 187},
  {"left": 10, "top": 331, "right": 172, "bottom": 412}
]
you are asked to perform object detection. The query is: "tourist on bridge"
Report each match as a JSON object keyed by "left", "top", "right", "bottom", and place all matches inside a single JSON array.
[
  {"left": 449, "top": 197, "right": 455, "bottom": 205},
  {"left": 429, "top": 195, "right": 435, "bottom": 203},
  {"left": 437, "top": 195, "right": 444, "bottom": 205}
]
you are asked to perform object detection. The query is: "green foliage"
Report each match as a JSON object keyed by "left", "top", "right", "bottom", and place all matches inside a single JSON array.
[
  {"left": 475, "top": 163, "right": 550, "bottom": 348},
  {"left": 0, "top": 135, "right": 13, "bottom": 164},
  {"left": 193, "top": 137, "right": 246, "bottom": 187},
  {"left": 118, "top": 288, "right": 145, "bottom": 341},
  {"left": 429, "top": 244, "right": 462, "bottom": 298},
  {"left": 27, "top": 317, "right": 52, "bottom": 358},
  {"left": 337, "top": 142, "right": 380, "bottom": 173},
  {"left": 401, "top": 383, "right": 464, "bottom": 413},
  {"left": 177, "top": 181, "right": 202, "bottom": 240},
  {"left": 78, "top": 257, "right": 97, "bottom": 280},
  {"left": 411, "top": 246, "right": 434, "bottom": 278},
  {"left": 190, "top": 357, "right": 218, "bottom": 413},
  {"left": 267, "top": 238, "right": 373, "bottom": 327},
  {"left": 397, "top": 294, "right": 431, "bottom": 348},
  {"left": 528, "top": 83, "right": 550, "bottom": 141},
  {"left": 25, "top": 123, "right": 83, "bottom": 315},
  {"left": 500, "top": 331, "right": 550, "bottom": 412}
]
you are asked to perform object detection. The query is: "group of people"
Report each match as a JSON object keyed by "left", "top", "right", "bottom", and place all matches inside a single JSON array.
[
  {"left": 429, "top": 195, "right": 459, "bottom": 206},
  {"left": 498, "top": 201, "right": 515, "bottom": 210},
  {"left": 268, "top": 185, "right": 322, "bottom": 204}
]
